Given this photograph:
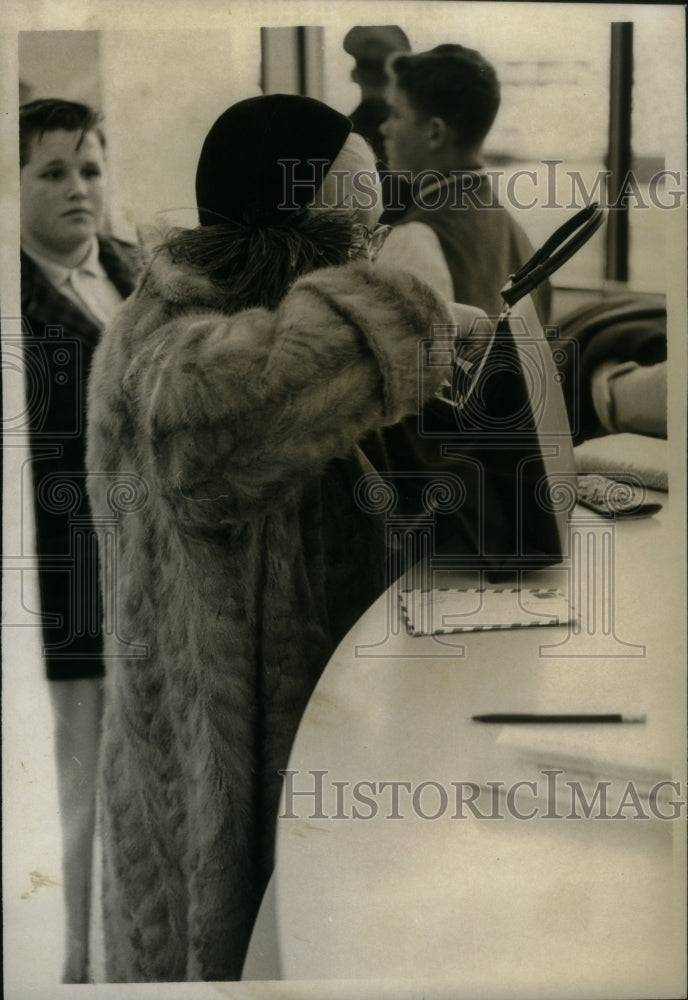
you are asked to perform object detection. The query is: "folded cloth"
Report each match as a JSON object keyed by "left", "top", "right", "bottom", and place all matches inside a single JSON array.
[
  {"left": 574, "top": 433, "right": 669, "bottom": 491},
  {"left": 554, "top": 294, "right": 666, "bottom": 444},
  {"left": 590, "top": 360, "right": 667, "bottom": 437}
]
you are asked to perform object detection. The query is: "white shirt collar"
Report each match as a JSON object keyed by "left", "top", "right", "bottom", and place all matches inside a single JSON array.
[{"left": 22, "top": 237, "right": 104, "bottom": 288}]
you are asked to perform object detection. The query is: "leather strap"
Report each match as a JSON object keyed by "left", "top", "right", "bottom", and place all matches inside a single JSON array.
[{"left": 500, "top": 203, "right": 606, "bottom": 307}]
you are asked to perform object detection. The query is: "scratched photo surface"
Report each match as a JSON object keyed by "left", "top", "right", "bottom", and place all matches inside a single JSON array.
[{"left": 2, "top": 2, "right": 686, "bottom": 999}]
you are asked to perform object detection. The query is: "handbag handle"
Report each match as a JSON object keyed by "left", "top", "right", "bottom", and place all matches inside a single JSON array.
[{"left": 500, "top": 203, "right": 607, "bottom": 307}]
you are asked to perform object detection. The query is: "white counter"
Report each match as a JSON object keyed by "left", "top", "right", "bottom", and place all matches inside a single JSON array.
[{"left": 245, "top": 496, "right": 686, "bottom": 997}]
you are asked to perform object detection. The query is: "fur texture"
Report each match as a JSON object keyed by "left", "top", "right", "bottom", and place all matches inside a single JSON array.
[{"left": 86, "top": 240, "right": 453, "bottom": 981}]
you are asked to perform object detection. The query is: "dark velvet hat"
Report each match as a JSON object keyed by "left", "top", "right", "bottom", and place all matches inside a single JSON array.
[{"left": 195, "top": 94, "right": 353, "bottom": 227}]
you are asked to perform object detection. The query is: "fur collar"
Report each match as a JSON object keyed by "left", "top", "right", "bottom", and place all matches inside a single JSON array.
[{"left": 136, "top": 225, "right": 240, "bottom": 312}]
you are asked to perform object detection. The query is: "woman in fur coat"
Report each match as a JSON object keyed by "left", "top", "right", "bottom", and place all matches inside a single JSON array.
[{"left": 86, "top": 94, "right": 482, "bottom": 982}]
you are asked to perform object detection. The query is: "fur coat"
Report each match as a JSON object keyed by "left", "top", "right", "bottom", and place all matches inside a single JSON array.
[{"left": 86, "top": 240, "right": 454, "bottom": 981}]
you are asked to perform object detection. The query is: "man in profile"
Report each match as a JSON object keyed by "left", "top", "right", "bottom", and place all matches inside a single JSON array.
[
  {"left": 371, "top": 45, "right": 556, "bottom": 572},
  {"left": 379, "top": 43, "right": 550, "bottom": 321}
]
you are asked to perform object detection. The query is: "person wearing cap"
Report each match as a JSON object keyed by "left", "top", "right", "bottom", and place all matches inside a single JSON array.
[
  {"left": 379, "top": 44, "right": 550, "bottom": 321},
  {"left": 86, "top": 93, "right": 483, "bottom": 982},
  {"left": 19, "top": 97, "right": 138, "bottom": 984},
  {"left": 343, "top": 24, "right": 410, "bottom": 165},
  {"left": 343, "top": 24, "right": 413, "bottom": 220}
]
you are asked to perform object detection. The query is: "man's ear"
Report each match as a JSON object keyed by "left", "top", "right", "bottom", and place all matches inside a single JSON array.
[{"left": 426, "top": 116, "right": 449, "bottom": 151}]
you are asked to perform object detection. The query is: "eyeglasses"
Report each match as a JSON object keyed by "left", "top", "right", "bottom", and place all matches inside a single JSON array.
[{"left": 355, "top": 223, "right": 392, "bottom": 262}]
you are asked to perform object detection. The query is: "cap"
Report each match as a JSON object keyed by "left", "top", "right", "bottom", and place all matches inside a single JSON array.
[{"left": 343, "top": 25, "right": 410, "bottom": 67}]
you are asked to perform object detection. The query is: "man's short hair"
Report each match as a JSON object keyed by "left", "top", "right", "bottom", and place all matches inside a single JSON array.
[
  {"left": 389, "top": 44, "right": 500, "bottom": 148},
  {"left": 19, "top": 98, "right": 105, "bottom": 167}
]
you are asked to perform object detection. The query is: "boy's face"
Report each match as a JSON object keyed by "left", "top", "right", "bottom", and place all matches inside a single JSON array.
[
  {"left": 379, "top": 83, "right": 430, "bottom": 175},
  {"left": 20, "top": 128, "right": 106, "bottom": 258}
]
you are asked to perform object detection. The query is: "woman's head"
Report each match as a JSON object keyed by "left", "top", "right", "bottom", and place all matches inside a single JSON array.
[
  {"left": 196, "top": 93, "right": 355, "bottom": 227},
  {"left": 161, "top": 95, "right": 385, "bottom": 309},
  {"left": 195, "top": 93, "right": 382, "bottom": 229}
]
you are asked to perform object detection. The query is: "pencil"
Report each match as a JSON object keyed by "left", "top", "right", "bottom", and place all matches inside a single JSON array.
[{"left": 471, "top": 713, "right": 646, "bottom": 724}]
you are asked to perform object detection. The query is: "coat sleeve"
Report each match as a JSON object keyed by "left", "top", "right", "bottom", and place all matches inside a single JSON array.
[
  {"left": 136, "top": 262, "right": 456, "bottom": 521},
  {"left": 379, "top": 223, "right": 455, "bottom": 302}
]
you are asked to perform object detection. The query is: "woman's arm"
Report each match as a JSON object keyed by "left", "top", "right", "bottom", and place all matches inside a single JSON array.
[{"left": 138, "top": 263, "right": 482, "bottom": 520}]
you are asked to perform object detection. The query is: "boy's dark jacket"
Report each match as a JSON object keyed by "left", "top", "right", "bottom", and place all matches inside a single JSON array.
[{"left": 21, "top": 236, "right": 139, "bottom": 679}]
